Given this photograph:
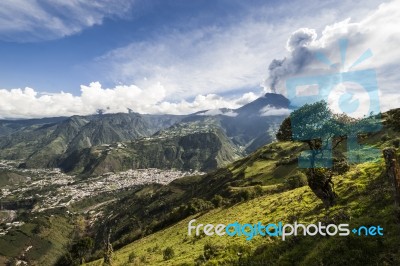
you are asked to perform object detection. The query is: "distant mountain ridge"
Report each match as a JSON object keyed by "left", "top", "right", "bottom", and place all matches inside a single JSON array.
[
  {"left": 0, "top": 93, "right": 290, "bottom": 173},
  {"left": 235, "top": 93, "right": 289, "bottom": 117},
  {"left": 188, "top": 93, "right": 289, "bottom": 153},
  {"left": 59, "top": 121, "right": 242, "bottom": 175}
]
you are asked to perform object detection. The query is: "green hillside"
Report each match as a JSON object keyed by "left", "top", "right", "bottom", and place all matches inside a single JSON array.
[
  {"left": 0, "top": 211, "right": 75, "bottom": 266},
  {"left": 0, "top": 113, "right": 182, "bottom": 168},
  {"left": 87, "top": 160, "right": 399, "bottom": 266},
  {"left": 2, "top": 107, "right": 400, "bottom": 265},
  {"left": 0, "top": 93, "right": 289, "bottom": 172},
  {"left": 59, "top": 121, "right": 243, "bottom": 176},
  {"left": 82, "top": 108, "right": 400, "bottom": 266}
]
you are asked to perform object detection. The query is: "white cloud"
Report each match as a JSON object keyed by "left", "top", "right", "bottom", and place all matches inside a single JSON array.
[
  {"left": 265, "top": 0, "right": 400, "bottom": 112},
  {"left": 96, "top": 22, "right": 281, "bottom": 99},
  {"left": 0, "top": 0, "right": 394, "bottom": 119},
  {"left": 0, "top": 0, "right": 133, "bottom": 41},
  {"left": 0, "top": 82, "right": 258, "bottom": 119},
  {"left": 94, "top": 0, "right": 384, "bottom": 101},
  {"left": 197, "top": 109, "right": 238, "bottom": 117},
  {"left": 259, "top": 105, "right": 291, "bottom": 116},
  {"left": 235, "top": 92, "right": 259, "bottom": 106}
]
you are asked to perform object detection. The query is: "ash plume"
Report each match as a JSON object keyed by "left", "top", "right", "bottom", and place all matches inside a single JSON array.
[{"left": 265, "top": 28, "right": 317, "bottom": 93}]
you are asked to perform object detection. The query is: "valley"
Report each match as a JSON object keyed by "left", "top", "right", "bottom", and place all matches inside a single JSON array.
[
  {"left": 0, "top": 97, "right": 399, "bottom": 265},
  {"left": 0, "top": 93, "right": 288, "bottom": 174},
  {"left": 0, "top": 160, "right": 201, "bottom": 213},
  {"left": 0, "top": 160, "right": 203, "bottom": 265}
]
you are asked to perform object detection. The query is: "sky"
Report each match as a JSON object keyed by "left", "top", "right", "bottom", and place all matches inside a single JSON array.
[{"left": 0, "top": 0, "right": 398, "bottom": 118}]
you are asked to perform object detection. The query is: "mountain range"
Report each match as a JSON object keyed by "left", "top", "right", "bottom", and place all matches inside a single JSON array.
[
  {"left": 1, "top": 101, "right": 399, "bottom": 265},
  {"left": 0, "top": 93, "right": 289, "bottom": 174}
]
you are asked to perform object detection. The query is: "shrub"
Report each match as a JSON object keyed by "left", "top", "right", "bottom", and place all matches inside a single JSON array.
[
  {"left": 276, "top": 117, "right": 292, "bottom": 141},
  {"left": 128, "top": 251, "right": 136, "bottom": 263},
  {"left": 151, "top": 245, "right": 159, "bottom": 252},
  {"left": 203, "top": 243, "right": 223, "bottom": 260},
  {"left": 70, "top": 237, "right": 94, "bottom": 264},
  {"left": 211, "top": 195, "right": 223, "bottom": 207},
  {"left": 163, "top": 247, "right": 175, "bottom": 260},
  {"left": 140, "top": 255, "right": 147, "bottom": 263},
  {"left": 381, "top": 134, "right": 390, "bottom": 142},
  {"left": 55, "top": 253, "right": 77, "bottom": 266},
  {"left": 393, "top": 138, "right": 400, "bottom": 148},
  {"left": 284, "top": 173, "right": 307, "bottom": 189},
  {"left": 186, "top": 198, "right": 213, "bottom": 214},
  {"left": 254, "top": 185, "right": 263, "bottom": 196},
  {"left": 386, "top": 108, "right": 400, "bottom": 130},
  {"left": 194, "top": 254, "right": 206, "bottom": 265},
  {"left": 236, "top": 190, "right": 252, "bottom": 202},
  {"left": 333, "top": 159, "right": 350, "bottom": 174},
  {"left": 276, "top": 156, "right": 298, "bottom": 166}
]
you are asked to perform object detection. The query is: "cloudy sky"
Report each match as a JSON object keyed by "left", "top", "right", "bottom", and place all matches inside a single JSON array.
[{"left": 0, "top": 0, "right": 398, "bottom": 118}]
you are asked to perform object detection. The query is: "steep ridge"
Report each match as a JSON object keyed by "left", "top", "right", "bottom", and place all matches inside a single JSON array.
[
  {"left": 0, "top": 93, "right": 290, "bottom": 171},
  {"left": 59, "top": 121, "right": 243, "bottom": 175},
  {"left": 0, "top": 113, "right": 183, "bottom": 168},
  {"left": 185, "top": 93, "right": 290, "bottom": 152}
]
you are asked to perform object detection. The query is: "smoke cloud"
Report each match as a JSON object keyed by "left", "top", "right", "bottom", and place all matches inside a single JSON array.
[
  {"left": 264, "top": 0, "right": 400, "bottom": 110},
  {"left": 266, "top": 28, "right": 316, "bottom": 93}
]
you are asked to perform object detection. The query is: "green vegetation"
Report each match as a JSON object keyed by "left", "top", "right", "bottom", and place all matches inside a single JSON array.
[
  {"left": 0, "top": 213, "right": 74, "bottom": 265},
  {"left": 284, "top": 172, "right": 307, "bottom": 189},
  {"left": 128, "top": 251, "right": 136, "bottom": 263},
  {"left": 163, "top": 247, "right": 175, "bottom": 260},
  {"left": 61, "top": 122, "right": 242, "bottom": 176},
  {"left": 55, "top": 237, "right": 95, "bottom": 266},
  {"left": 79, "top": 140, "right": 304, "bottom": 260},
  {"left": 0, "top": 113, "right": 181, "bottom": 169},
  {"left": 84, "top": 107, "right": 400, "bottom": 266},
  {"left": 276, "top": 100, "right": 380, "bottom": 207},
  {"left": 2, "top": 105, "right": 400, "bottom": 265},
  {"left": 0, "top": 95, "right": 286, "bottom": 173},
  {"left": 86, "top": 158, "right": 400, "bottom": 265}
]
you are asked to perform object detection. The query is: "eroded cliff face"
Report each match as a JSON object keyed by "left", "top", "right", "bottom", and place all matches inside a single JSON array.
[{"left": 59, "top": 127, "right": 242, "bottom": 176}]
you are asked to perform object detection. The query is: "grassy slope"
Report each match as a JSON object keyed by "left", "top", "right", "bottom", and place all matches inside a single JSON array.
[
  {"left": 87, "top": 158, "right": 400, "bottom": 265},
  {"left": 86, "top": 121, "right": 400, "bottom": 265},
  {"left": 0, "top": 213, "right": 75, "bottom": 265},
  {"left": 82, "top": 140, "right": 304, "bottom": 257}
]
